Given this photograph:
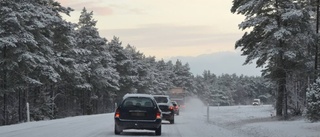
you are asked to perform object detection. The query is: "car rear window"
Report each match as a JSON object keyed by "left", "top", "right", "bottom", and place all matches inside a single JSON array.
[
  {"left": 172, "top": 99, "right": 184, "bottom": 105},
  {"left": 154, "top": 96, "right": 168, "bottom": 103},
  {"left": 122, "top": 97, "right": 154, "bottom": 108}
]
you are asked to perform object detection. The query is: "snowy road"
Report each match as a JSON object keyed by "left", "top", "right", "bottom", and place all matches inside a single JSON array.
[{"left": 1, "top": 98, "right": 320, "bottom": 137}]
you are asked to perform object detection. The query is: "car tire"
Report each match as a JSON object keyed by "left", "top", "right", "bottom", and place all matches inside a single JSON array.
[
  {"left": 177, "top": 111, "right": 179, "bottom": 115},
  {"left": 114, "top": 124, "right": 122, "bottom": 135},
  {"left": 155, "top": 125, "right": 161, "bottom": 136},
  {"left": 170, "top": 119, "right": 174, "bottom": 124}
]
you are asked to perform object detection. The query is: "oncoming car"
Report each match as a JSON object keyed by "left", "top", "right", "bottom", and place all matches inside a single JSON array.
[
  {"left": 252, "top": 99, "right": 261, "bottom": 106},
  {"left": 114, "top": 94, "right": 162, "bottom": 135}
]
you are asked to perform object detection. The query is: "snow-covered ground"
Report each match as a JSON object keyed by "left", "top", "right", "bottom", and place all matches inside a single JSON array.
[
  {"left": 0, "top": 97, "right": 319, "bottom": 137},
  {"left": 204, "top": 100, "right": 320, "bottom": 137}
]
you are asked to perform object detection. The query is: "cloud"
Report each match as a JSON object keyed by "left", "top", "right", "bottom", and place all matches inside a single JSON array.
[
  {"left": 56, "top": 0, "right": 246, "bottom": 60},
  {"left": 56, "top": 0, "right": 69, "bottom": 6},
  {"left": 71, "top": 4, "right": 113, "bottom": 16},
  {"left": 57, "top": 0, "right": 145, "bottom": 16},
  {"left": 90, "top": 7, "right": 113, "bottom": 16},
  {"left": 168, "top": 51, "right": 262, "bottom": 76},
  {"left": 107, "top": 4, "right": 145, "bottom": 15},
  {"left": 99, "top": 24, "right": 243, "bottom": 58}
]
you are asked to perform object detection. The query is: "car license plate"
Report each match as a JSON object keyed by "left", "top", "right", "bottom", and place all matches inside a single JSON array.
[{"left": 131, "top": 112, "right": 145, "bottom": 116}]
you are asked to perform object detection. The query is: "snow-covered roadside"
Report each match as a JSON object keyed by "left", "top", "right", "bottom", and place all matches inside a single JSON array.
[
  {"left": 0, "top": 113, "right": 114, "bottom": 137},
  {"left": 240, "top": 120, "right": 320, "bottom": 137},
  {"left": 207, "top": 104, "right": 320, "bottom": 137}
]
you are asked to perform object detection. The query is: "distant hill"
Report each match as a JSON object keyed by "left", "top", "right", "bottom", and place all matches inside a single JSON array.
[{"left": 168, "top": 51, "right": 262, "bottom": 76}]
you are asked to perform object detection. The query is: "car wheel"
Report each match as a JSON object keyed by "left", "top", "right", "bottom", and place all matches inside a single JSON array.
[
  {"left": 177, "top": 111, "right": 179, "bottom": 115},
  {"left": 155, "top": 125, "right": 161, "bottom": 136},
  {"left": 170, "top": 119, "right": 174, "bottom": 124},
  {"left": 114, "top": 124, "right": 122, "bottom": 135}
]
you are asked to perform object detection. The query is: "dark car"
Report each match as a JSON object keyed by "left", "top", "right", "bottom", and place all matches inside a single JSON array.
[
  {"left": 114, "top": 94, "right": 162, "bottom": 135},
  {"left": 171, "top": 98, "right": 185, "bottom": 109},
  {"left": 153, "top": 95, "right": 175, "bottom": 124},
  {"left": 171, "top": 101, "right": 180, "bottom": 115}
]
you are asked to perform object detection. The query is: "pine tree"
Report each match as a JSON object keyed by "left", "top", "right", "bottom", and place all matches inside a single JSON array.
[
  {"left": 155, "top": 59, "right": 174, "bottom": 94},
  {"left": 173, "top": 60, "right": 193, "bottom": 91},
  {"left": 231, "top": 0, "right": 315, "bottom": 118},
  {"left": 107, "top": 37, "right": 136, "bottom": 102},
  {"left": 306, "top": 78, "right": 320, "bottom": 122},
  {"left": 75, "top": 7, "right": 119, "bottom": 114},
  {"left": 0, "top": 0, "right": 75, "bottom": 124}
]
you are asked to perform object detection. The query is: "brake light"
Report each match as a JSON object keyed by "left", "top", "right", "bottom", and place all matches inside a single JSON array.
[
  {"left": 175, "top": 106, "right": 179, "bottom": 109},
  {"left": 115, "top": 109, "right": 120, "bottom": 118},
  {"left": 156, "top": 111, "right": 161, "bottom": 119},
  {"left": 169, "top": 106, "right": 174, "bottom": 110}
]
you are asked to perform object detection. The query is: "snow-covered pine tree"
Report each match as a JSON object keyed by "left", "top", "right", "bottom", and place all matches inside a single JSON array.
[
  {"left": 39, "top": 1, "right": 80, "bottom": 119},
  {"left": 122, "top": 45, "right": 144, "bottom": 93},
  {"left": 139, "top": 56, "right": 157, "bottom": 94},
  {"left": 216, "top": 74, "right": 236, "bottom": 105},
  {"left": 306, "top": 78, "right": 320, "bottom": 122},
  {"left": 231, "top": 0, "right": 315, "bottom": 117},
  {"left": 75, "top": 7, "right": 119, "bottom": 114},
  {"left": 193, "top": 71, "right": 274, "bottom": 106},
  {"left": 106, "top": 37, "right": 133, "bottom": 101},
  {"left": 201, "top": 70, "right": 217, "bottom": 105},
  {"left": 173, "top": 60, "right": 193, "bottom": 92},
  {"left": 0, "top": 0, "right": 75, "bottom": 124},
  {"left": 165, "top": 60, "right": 176, "bottom": 88},
  {"left": 0, "top": 0, "right": 28, "bottom": 125},
  {"left": 193, "top": 75, "right": 207, "bottom": 101},
  {"left": 155, "top": 59, "right": 175, "bottom": 94}
]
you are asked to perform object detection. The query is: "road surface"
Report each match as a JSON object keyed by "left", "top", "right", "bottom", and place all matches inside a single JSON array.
[{"left": 1, "top": 98, "right": 319, "bottom": 137}]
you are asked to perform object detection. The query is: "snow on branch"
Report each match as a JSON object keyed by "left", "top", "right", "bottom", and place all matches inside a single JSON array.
[{"left": 273, "top": 28, "right": 291, "bottom": 40}]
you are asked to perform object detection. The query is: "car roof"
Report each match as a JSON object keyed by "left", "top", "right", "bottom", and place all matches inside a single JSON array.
[
  {"left": 123, "top": 93, "right": 154, "bottom": 99},
  {"left": 152, "top": 95, "right": 170, "bottom": 97},
  {"left": 171, "top": 98, "right": 183, "bottom": 100}
]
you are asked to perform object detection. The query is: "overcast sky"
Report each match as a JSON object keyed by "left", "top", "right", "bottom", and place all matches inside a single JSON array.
[{"left": 56, "top": 0, "right": 262, "bottom": 76}]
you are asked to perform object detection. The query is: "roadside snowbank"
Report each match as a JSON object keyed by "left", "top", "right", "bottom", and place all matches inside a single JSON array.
[{"left": 206, "top": 103, "right": 320, "bottom": 137}]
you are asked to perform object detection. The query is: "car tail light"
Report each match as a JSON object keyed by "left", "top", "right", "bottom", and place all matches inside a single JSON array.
[
  {"left": 169, "top": 106, "right": 174, "bottom": 110},
  {"left": 115, "top": 109, "right": 120, "bottom": 118},
  {"left": 175, "top": 106, "right": 179, "bottom": 109},
  {"left": 156, "top": 111, "right": 161, "bottom": 119}
]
